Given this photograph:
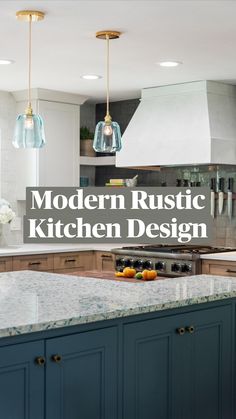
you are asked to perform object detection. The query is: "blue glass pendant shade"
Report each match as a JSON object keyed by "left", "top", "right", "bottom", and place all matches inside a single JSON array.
[
  {"left": 93, "top": 120, "right": 122, "bottom": 153},
  {"left": 13, "top": 113, "right": 46, "bottom": 149}
]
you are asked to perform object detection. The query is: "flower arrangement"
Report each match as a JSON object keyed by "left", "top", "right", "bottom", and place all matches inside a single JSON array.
[{"left": 0, "top": 199, "right": 15, "bottom": 224}]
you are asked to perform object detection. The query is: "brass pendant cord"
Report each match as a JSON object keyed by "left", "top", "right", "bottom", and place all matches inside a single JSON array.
[
  {"left": 106, "top": 34, "right": 110, "bottom": 117},
  {"left": 28, "top": 14, "right": 32, "bottom": 109}
]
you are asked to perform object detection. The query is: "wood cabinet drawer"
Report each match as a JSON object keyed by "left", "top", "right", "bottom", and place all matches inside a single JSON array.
[
  {"left": 13, "top": 254, "right": 54, "bottom": 271},
  {"left": 202, "top": 260, "right": 236, "bottom": 276},
  {"left": 0, "top": 257, "right": 13, "bottom": 272},
  {"left": 53, "top": 252, "right": 94, "bottom": 271},
  {"left": 96, "top": 251, "right": 115, "bottom": 272}
]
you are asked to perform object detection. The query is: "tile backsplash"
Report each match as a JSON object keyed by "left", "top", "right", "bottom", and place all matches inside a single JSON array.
[{"left": 96, "top": 164, "right": 236, "bottom": 247}]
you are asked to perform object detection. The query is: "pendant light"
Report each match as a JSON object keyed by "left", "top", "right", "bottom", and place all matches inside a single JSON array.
[
  {"left": 13, "top": 10, "right": 46, "bottom": 149},
  {"left": 93, "top": 31, "right": 122, "bottom": 153}
]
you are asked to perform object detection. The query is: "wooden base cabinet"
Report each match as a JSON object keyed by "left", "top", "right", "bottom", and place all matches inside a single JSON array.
[
  {"left": 202, "top": 259, "right": 236, "bottom": 277},
  {"left": 96, "top": 252, "right": 115, "bottom": 271},
  {"left": 11, "top": 251, "right": 95, "bottom": 274},
  {"left": 0, "top": 302, "right": 233, "bottom": 419},
  {"left": 0, "top": 257, "right": 12, "bottom": 272},
  {"left": 13, "top": 254, "right": 54, "bottom": 272},
  {"left": 53, "top": 251, "right": 95, "bottom": 273}
]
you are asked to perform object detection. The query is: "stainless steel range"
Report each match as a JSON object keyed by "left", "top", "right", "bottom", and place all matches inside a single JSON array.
[{"left": 111, "top": 245, "right": 236, "bottom": 277}]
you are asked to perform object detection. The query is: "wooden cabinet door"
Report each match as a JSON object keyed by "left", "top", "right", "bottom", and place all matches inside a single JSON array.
[
  {"left": 202, "top": 259, "right": 236, "bottom": 277},
  {"left": 0, "top": 257, "right": 12, "bottom": 272},
  {"left": 96, "top": 252, "right": 115, "bottom": 271},
  {"left": 13, "top": 254, "right": 54, "bottom": 271},
  {"left": 0, "top": 340, "right": 44, "bottom": 419},
  {"left": 53, "top": 251, "right": 94, "bottom": 273},
  {"left": 46, "top": 327, "right": 118, "bottom": 419},
  {"left": 124, "top": 305, "right": 232, "bottom": 419}
]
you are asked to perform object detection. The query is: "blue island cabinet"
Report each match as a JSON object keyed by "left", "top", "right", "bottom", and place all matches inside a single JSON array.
[
  {"left": 46, "top": 326, "right": 118, "bottom": 419},
  {"left": 0, "top": 302, "right": 234, "bottom": 419},
  {"left": 123, "top": 305, "right": 232, "bottom": 419},
  {"left": 0, "top": 340, "right": 45, "bottom": 419}
]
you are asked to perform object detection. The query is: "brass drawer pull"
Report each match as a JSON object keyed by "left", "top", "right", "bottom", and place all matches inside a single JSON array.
[
  {"left": 29, "top": 261, "right": 41, "bottom": 266},
  {"left": 226, "top": 269, "right": 236, "bottom": 274},
  {"left": 186, "top": 325, "right": 195, "bottom": 334},
  {"left": 35, "top": 356, "right": 46, "bottom": 366},
  {"left": 176, "top": 327, "right": 185, "bottom": 336},
  {"left": 101, "top": 254, "right": 112, "bottom": 259},
  {"left": 51, "top": 354, "right": 62, "bottom": 363},
  {"left": 65, "top": 259, "right": 76, "bottom": 263}
]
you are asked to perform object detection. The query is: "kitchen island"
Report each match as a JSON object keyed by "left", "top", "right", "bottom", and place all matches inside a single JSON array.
[{"left": 0, "top": 270, "right": 235, "bottom": 419}]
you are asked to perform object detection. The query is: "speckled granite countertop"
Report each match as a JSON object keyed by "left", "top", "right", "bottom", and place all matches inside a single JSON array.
[{"left": 0, "top": 270, "right": 235, "bottom": 338}]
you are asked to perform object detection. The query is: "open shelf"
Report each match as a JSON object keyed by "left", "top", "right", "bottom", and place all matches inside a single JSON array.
[{"left": 80, "top": 156, "right": 116, "bottom": 166}]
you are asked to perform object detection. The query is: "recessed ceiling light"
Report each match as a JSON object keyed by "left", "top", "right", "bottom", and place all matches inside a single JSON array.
[
  {"left": 159, "top": 61, "right": 182, "bottom": 67},
  {"left": 81, "top": 74, "right": 102, "bottom": 80},
  {"left": 0, "top": 59, "right": 14, "bottom": 65}
]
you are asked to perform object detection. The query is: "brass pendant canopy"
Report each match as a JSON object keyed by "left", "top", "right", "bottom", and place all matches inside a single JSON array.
[
  {"left": 96, "top": 30, "right": 121, "bottom": 40},
  {"left": 16, "top": 10, "right": 45, "bottom": 22}
]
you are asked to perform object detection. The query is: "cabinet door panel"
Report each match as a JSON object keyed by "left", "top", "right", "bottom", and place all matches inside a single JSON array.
[
  {"left": 190, "top": 306, "right": 232, "bottom": 419},
  {"left": 0, "top": 257, "right": 12, "bottom": 272},
  {"left": 53, "top": 251, "right": 94, "bottom": 271},
  {"left": 124, "top": 305, "right": 232, "bottom": 419},
  {"left": 123, "top": 315, "right": 182, "bottom": 419},
  {"left": 0, "top": 341, "right": 44, "bottom": 419},
  {"left": 46, "top": 327, "right": 117, "bottom": 419},
  {"left": 201, "top": 260, "right": 236, "bottom": 277},
  {"left": 96, "top": 252, "right": 114, "bottom": 271},
  {"left": 13, "top": 254, "right": 54, "bottom": 271}
]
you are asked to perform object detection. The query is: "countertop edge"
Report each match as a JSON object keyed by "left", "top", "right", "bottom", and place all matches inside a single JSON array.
[{"left": 1, "top": 290, "right": 235, "bottom": 338}]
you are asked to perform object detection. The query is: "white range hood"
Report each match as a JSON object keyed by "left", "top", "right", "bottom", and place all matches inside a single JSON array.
[{"left": 116, "top": 80, "right": 236, "bottom": 167}]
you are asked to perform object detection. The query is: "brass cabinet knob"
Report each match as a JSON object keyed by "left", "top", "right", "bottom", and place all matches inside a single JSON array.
[
  {"left": 186, "top": 325, "right": 195, "bottom": 334},
  {"left": 51, "top": 354, "right": 62, "bottom": 363},
  {"left": 35, "top": 356, "right": 46, "bottom": 366},
  {"left": 176, "top": 327, "right": 185, "bottom": 335}
]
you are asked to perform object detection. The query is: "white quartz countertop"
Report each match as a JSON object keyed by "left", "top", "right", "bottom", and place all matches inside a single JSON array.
[
  {"left": 0, "top": 243, "right": 123, "bottom": 256},
  {"left": 200, "top": 251, "right": 236, "bottom": 261},
  {"left": 0, "top": 270, "right": 235, "bottom": 338}
]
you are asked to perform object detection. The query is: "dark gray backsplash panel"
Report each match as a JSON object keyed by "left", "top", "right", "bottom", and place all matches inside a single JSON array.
[{"left": 96, "top": 99, "right": 140, "bottom": 134}]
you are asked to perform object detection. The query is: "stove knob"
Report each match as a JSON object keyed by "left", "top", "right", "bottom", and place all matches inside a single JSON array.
[
  {"left": 116, "top": 258, "right": 125, "bottom": 271},
  {"left": 133, "top": 259, "right": 144, "bottom": 271},
  {"left": 124, "top": 258, "right": 134, "bottom": 267},
  {"left": 123, "top": 259, "right": 133, "bottom": 267},
  {"left": 143, "top": 260, "right": 153, "bottom": 270},
  {"left": 171, "top": 263, "right": 181, "bottom": 273},
  {"left": 181, "top": 264, "right": 192, "bottom": 273},
  {"left": 129, "top": 259, "right": 135, "bottom": 268},
  {"left": 155, "top": 261, "right": 166, "bottom": 271},
  {"left": 116, "top": 258, "right": 131, "bottom": 268}
]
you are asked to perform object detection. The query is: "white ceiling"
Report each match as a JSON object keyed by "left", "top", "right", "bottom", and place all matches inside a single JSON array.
[{"left": 1, "top": 0, "right": 236, "bottom": 102}]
